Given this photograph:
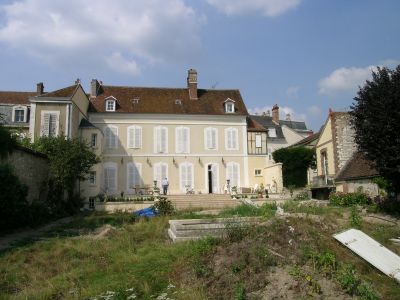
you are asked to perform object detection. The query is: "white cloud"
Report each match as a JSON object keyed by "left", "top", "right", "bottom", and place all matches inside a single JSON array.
[
  {"left": 318, "top": 65, "right": 377, "bottom": 95},
  {"left": 318, "top": 59, "right": 400, "bottom": 95},
  {"left": 249, "top": 105, "right": 306, "bottom": 121},
  {"left": 0, "top": 0, "right": 204, "bottom": 75},
  {"left": 206, "top": 0, "right": 301, "bottom": 17}
]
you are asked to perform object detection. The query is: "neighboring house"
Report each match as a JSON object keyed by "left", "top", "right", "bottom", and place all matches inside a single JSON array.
[
  {"left": 0, "top": 88, "right": 37, "bottom": 137},
  {"left": 250, "top": 104, "right": 313, "bottom": 164},
  {"left": 28, "top": 80, "right": 90, "bottom": 141},
  {"left": 335, "top": 152, "right": 380, "bottom": 197}
]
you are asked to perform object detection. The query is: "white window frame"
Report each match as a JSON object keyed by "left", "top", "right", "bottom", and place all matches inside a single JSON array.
[
  {"left": 91, "top": 133, "right": 97, "bottom": 148},
  {"left": 179, "top": 162, "right": 194, "bottom": 193},
  {"left": 40, "top": 110, "right": 60, "bottom": 137},
  {"left": 226, "top": 162, "right": 240, "bottom": 189},
  {"left": 104, "top": 125, "right": 118, "bottom": 149},
  {"left": 105, "top": 97, "right": 117, "bottom": 112},
  {"left": 12, "top": 105, "right": 28, "bottom": 123},
  {"left": 127, "top": 125, "right": 142, "bottom": 149},
  {"left": 254, "top": 169, "right": 262, "bottom": 177},
  {"left": 103, "top": 162, "right": 117, "bottom": 194},
  {"left": 175, "top": 126, "right": 190, "bottom": 154},
  {"left": 89, "top": 171, "right": 96, "bottom": 185},
  {"left": 224, "top": 127, "right": 239, "bottom": 150},
  {"left": 154, "top": 126, "right": 168, "bottom": 153},
  {"left": 224, "top": 98, "right": 235, "bottom": 113},
  {"left": 204, "top": 127, "right": 218, "bottom": 150},
  {"left": 126, "top": 162, "right": 142, "bottom": 193},
  {"left": 154, "top": 162, "right": 168, "bottom": 189},
  {"left": 255, "top": 134, "right": 262, "bottom": 148}
]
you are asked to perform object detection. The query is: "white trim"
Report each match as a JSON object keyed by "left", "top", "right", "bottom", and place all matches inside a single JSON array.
[
  {"left": 65, "top": 104, "right": 70, "bottom": 138},
  {"left": 225, "top": 127, "right": 239, "bottom": 150},
  {"left": 179, "top": 162, "right": 194, "bottom": 192},
  {"left": 12, "top": 105, "right": 28, "bottom": 123},
  {"left": 29, "top": 98, "right": 71, "bottom": 103},
  {"left": 103, "top": 125, "right": 118, "bottom": 149},
  {"left": 29, "top": 103, "right": 36, "bottom": 142},
  {"left": 175, "top": 126, "right": 190, "bottom": 154},
  {"left": 154, "top": 126, "right": 168, "bottom": 154},
  {"left": 105, "top": 97, "right": 117, "bottom": 112}
]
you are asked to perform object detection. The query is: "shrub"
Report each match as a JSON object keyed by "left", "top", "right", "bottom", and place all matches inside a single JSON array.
[
  {"left": 154, "top": 198, "right": 174, "bottom": 215},
  {"left": 294, "top": 190, "right": 310, "bottom": 201},
  {"left": 329, "top": 192, "right": 371, "bottom": 206},
  {"left": 350, "top": 206, "right": 362, "bottom": 229},
  {"left": 371, "top": 196, "right": 400, "bottom": 216}
]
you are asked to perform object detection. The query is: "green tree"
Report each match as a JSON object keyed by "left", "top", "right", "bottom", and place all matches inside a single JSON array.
[
  {"left": 28, "top": 135, "right": 100, "bottom": 202},
  {"left": 350, "top": 65, "right": 400, "bottom": 194},
  {"left": 273, "top": 146, "right": 316, "bottom": 187},
  {"left": 0, "top": 124, "right": 17, "bottom": 158}
]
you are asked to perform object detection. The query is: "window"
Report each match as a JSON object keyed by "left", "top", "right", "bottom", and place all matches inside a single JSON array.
[
  {"left": 104, "top": 126, "right": 118, "bottom": 149},
  {"left": 204, "top": 127, "right": 217, "bottom": 150},
  {"left": 127, "top": 126, "right": 142, "bottom": 149},
  {"left": 180, "top": 162, "right": 194, "bottom": 192},
  {"left": 224, "top": 99, "right": 235, "bottom": 113},
  {"left": 12, "top": 106, "right": 28, "bottom": 123},
  {"left": 268, "top": 147, "right": 273, "bottom": 161},
  {"left": 91, "top": 133, "right": 97, "bottom": 148},
  {"left": 255, "top": 134, "right": 262, "bottom": 148},
  {"left": 103, "top": 163, "right": 117, "bottom": 194},
  {"left": 154, "top": 126, "right": 168, "bottom": 153},
  {"left": 176, "top": 126, "right": 189, "bottom": 153},
  {"left": 268, "top": 128, "right": 277, "bottom": 138},
  {"left": 254, "top": 169, "right": 262, "bottom": 176},
  {"left": 225, "top": 127, "right": 238, "bottom": 150},
  {"left": 40, "top": 111, "right": 59, "bottom": 137},
  {"left": 154, "top": 163, "right": 168, "bottom": 189},
  {"left": 226, "top": 162, "right": 240, "bottom": 188},
  {"left": 127, "top": 163, "right": 142, "bottom": 192},
  {"left": 105, "top": 98, "right": 116, "bottom": 111},
  {"left": 89, "top": 171, "right": 96, "bottom": 185}
]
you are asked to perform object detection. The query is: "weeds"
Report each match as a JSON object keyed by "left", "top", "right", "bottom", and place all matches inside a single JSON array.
[
  {"left": 350, "top": 205, "right": 362, "bottom": 229},
  {"left": 234, "top": 283, "right": 246, "bottom": 300}
]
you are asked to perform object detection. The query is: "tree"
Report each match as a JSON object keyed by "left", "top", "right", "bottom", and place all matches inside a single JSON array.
[
  {"left": 272, "top": 146, "right": 316, "bottom": 188},
  {"left": 0, "top": 124, "right": 17, "bottom": 158},
  {"left": 350, "top": 65, "right": 400, "bottom": 194},
  {"left": 28, "top": 135, "right": 100, "bottom": 202}
]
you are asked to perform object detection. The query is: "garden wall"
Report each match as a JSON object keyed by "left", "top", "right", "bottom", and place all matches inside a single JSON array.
[{"left": 1, "top": 146, "right": 50, "bottom": 202}]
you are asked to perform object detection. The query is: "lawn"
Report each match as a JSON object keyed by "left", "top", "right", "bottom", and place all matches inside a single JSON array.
[{"left": 0, "top": 203, "right": 399, "bottom": 299}]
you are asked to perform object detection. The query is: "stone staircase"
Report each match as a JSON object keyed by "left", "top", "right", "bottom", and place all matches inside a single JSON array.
[
  {"left": 168, "top": 217, "right": 262, "bottom": 242},
  {"left": 166, "top": 194, "right": 239, "bottom": 210}
]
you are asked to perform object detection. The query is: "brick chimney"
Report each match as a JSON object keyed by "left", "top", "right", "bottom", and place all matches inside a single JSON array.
[
  {"left": 91, "top": 79, "right": 101, "bottom": 97},
  {"left": 187, "top": 69, "right": 198, "bottom": 100},
  {"left": 36, "top": 82, "right": 44, "bottom": 95},
  {"left": 272, "top": 104, "right": 279, "bottom": 123}
]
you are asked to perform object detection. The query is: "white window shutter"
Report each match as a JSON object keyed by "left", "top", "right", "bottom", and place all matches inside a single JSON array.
[
  {"left": 206, "top": 128, "right": 211, "bottom": 149},
  {"left": 155, "top": 127, "right": 161, "bottom": 152},
  {"left": 176, "top": 127, "right": 182, "bottom": 153},
  {"left": 135, "top": 127, "right": 142, "bottom": 148},
  {"left": 233, "top": 163, "right": 239, "bottom": 187},
  {"left": 111, "top": 127, "right": 118, "bottom": 148},
  {"left": 232, "top": 129, "right": 237, "bottom": 149},
  {"left": 211, "top": 164, "right": 218, "bottom": 192},
  {"left": 187, "top": 163, "right": 193, "bottom": 188},
  {"left": 211, "top": 129, "right": 216, "bottom": 149},
  {"left": 155, "top": 164, "right": 161, "bottom": 188},
  {"left": 128, "top": 127, "right": 135, "bottom": 148},
  {"left": 42, "top": 113, "right": 50, "bottom": 136},
  {"left": 161, "top": 127, "right": 167, "bottom": 153},
  {"left": 183, "top": 127, "right": 189, "bottom": 153}
]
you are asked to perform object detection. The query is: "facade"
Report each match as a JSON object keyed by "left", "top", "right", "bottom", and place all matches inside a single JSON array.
[{"left": 2, "top": 70, "right": 288, "bottom": 198}]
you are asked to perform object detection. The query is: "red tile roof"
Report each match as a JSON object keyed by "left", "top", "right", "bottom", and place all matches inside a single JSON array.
[
  {"left": 247, "top": 117, "right": 267, "bottom": 132},
  {"left": 89, "top": 86, "right": 248, "bottom": 115},
  {"left": 335, "top": 152, "right": 379, "bottom": 181},
  {"left": 37, "top": 85, "right": 78, "bottom": 98},
  {"left": 0, "top": 91, "right": 36, "bottom": 105}
]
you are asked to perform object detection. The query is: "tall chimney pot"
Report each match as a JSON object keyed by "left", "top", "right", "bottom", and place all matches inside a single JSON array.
[
  {"left": 36, "top": 82, "right": 44, "bottom": 95},
  {"left": 272, "top": 104, "right": 280, "bottom": 123},
  {"left": 187, "top": 69, "right": 198, "bottom": 100},
  {"left": 91, "top": 79, "right": 100, "bottom": 97}
]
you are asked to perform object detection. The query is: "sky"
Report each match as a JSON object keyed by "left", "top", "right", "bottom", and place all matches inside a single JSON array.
[{"left": 0, "top": 0, "right": 399, "bottom": 131}]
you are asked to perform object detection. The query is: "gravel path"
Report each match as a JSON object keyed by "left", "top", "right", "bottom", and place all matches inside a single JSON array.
[{"left": 0, "top": 216, "right": 75, "bottom": 251}]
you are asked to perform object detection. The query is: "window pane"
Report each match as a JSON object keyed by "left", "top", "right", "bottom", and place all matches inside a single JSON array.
[{"left": 255, "top": 134, "right": 262, "bottom": 148}]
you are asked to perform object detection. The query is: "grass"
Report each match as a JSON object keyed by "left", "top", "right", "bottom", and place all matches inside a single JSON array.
[{"left": 0, "top": 205, "right": 399, "bottom": 299}]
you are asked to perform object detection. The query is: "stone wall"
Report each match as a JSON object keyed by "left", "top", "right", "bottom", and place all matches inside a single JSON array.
[
  {"left": 1, "top": 147, "right": 50, "bottom": 202},
  {"left": 333, "top": 113, "right": 357, "bottom": 173}
]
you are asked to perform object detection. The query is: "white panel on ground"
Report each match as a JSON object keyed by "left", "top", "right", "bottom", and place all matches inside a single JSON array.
[{"left": 333, "top": 229, "right": 400, "bottom": 283}]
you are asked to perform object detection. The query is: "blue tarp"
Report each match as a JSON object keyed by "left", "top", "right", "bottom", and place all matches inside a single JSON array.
[{"left": 134, "top": 206, "right": 158, "bottom": 217}]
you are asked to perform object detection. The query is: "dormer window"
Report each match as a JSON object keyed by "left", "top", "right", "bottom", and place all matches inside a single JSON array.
[
  {"left": 12, "top": 105, "right": 28, "bottom": 123},
  {"left": 105, "top": 97, "right": 117, "bottom": 112},
  {"left": 224, "top": 98, "right": 235, "bottom": 113}
]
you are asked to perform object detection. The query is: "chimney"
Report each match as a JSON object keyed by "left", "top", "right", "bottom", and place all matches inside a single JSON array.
[
  {"left": 285, "top": 113, "right": 291, "bottom": 121},
  {"left": 91, "top": 79, "right": 100, "bottom": 97},
  {"left": 75, "top": 78, "right": 81, "bottom": 85},
  {"left": 272, "top": 104, "right": 280, "bottom": 123},
  {"left": 36, "top": 82, "right": 44, "bottom": 95},
  {"left": 187, "top": 69, "right": 198, "bottom": 100}
]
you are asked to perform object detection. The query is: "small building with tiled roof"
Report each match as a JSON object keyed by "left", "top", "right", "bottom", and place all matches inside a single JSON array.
[{"left": 335, "top": 152, "right": 380, "bottom": 196}]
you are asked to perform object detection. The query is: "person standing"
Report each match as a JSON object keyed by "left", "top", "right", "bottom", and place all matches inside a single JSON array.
[{"left": 162, "top": 177, "right": 169, "bottom": 195}]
